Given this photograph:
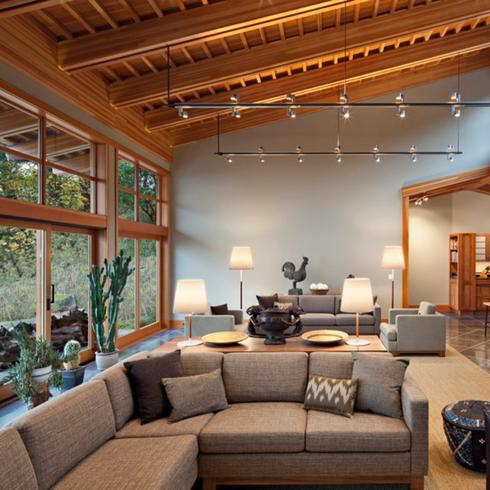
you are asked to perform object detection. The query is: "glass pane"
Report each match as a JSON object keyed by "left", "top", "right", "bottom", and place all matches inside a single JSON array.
[
  {"left": 139, "top": 167, "right": 158, "bottom": 198},
  {"left": 0, "top": 99, "right": 39, "bottom": 158},
  {"left": 47, "top": 166, "right": 90, "bottom": 212},
  {"left": 118, "top": 190, "right": 134, "bottom": 220},
  {"left": 51, "top": 232, "right": 90, "bottom": 353},
  {"left": 118, "top": 159, "right": 135, "bottom": 190},
  {"left": 139, "top": 197, "right": 157, "bottom": 224},
  {"left": 46, "top": 123, "right": 91, "bottom": 175},
  {"left": 140, "top": 239, "right": 157, "bottom": 327},
  {"left": 118, "top": 238, "right": 136, "bottom": 336},
  {"left": 0, "top": 151, "right": 39, "bottom": 203},
  {"left": 0, "top": 225, "right": 39, "bottom": 381}
]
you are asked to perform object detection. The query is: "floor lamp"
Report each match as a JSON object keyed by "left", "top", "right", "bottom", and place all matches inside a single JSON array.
[
  {"left": 381, "top": 245, "right": 406, "bottom": 309},
  {"left": 229, "top": 246, "right": 254, "bottom": 310},
  {"left": 342, "top": 277, "right": 373, "bottom": 347},
  {"left": 173, "top": 279, "right": 208, "bottom": 348}
]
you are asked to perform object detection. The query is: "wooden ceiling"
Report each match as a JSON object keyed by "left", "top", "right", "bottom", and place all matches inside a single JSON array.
[{"left": 1, "top": 0, "right": 489, "bottom": 159}]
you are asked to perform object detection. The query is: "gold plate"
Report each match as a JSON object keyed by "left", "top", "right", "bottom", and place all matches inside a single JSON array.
[
  {"left": 301, "top": 329, "right": 349, "bottom": 345},
  {"left": 202, "top": 331, "right": 248, "bottom": 346}
]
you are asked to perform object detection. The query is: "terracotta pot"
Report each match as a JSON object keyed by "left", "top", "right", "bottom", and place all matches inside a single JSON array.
[
  {"left": 32, "top": 365, "right": 52, "bottom": 384},
  {"left": 95, "top": 351, "right": 119, "bottom": 371}
]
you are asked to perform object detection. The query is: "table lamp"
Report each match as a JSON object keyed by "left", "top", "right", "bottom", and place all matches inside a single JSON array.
[
  {"left": 229, "top": 246, "right": 254, "bottom": 309},
  {"left": 381, "top": 245, "right": 406, "bottom": 308},
  {"left": 173, "top": 279, "right": 208, "bottom": 348},
  {"left": 341, "top": 277, "right": 373, "bottom": 346}
]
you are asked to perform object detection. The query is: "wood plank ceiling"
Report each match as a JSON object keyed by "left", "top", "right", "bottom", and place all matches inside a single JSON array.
[{"left": 2, "top": 0, "right": 490, "bottom": 153}]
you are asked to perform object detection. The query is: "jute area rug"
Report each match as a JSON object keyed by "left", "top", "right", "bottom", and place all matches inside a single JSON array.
[{"left": 214, "top": 346, "right": 489, "bottom": 490}]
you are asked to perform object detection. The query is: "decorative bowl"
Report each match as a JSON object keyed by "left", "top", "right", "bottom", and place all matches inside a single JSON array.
[
  {"left": 202, "top": 331, "right": 248, "bottom": 346},
  {"left": 309, "top": 288, "right": 329, "bottom": 295},
  {"left": 301, "top": 329, "right": 348, "bottom": 345}
]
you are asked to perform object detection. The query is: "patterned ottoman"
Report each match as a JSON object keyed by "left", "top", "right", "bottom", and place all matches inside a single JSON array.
[{"left": 442, "top": 399, "right": 489, "bottom": 473}]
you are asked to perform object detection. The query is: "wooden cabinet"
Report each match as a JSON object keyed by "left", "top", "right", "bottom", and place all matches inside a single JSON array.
[
  {"left": 448, "top": 233, "right": 476, "bottom": 313},
  {"left": 476, "top": 279, "right": 490, "bottom": 311}
]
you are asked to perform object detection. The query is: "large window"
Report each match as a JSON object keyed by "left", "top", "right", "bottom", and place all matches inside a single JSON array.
[
  {"left": 117, "top": 153, "right": 168, "bottom": 226},
  {"left": 0, "top": 99, "right": 100, "bottom": 213}
]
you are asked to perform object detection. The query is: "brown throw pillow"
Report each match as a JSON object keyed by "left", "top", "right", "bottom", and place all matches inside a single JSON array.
[
  {"left": 352, "top": 353, "right": 409, "bottom": 419},
  {"left": 162, "top": 369, "right": 228, "bottom": 422},
  {"left": 257, "top": 294, "right": 278, "bottom": 309},
  {"left": 210, "top": 304, "right": 229, "bottom": 315},
  {"left": 304, "top": 374, "right": 358, "bottom": 417},
  {"left": 124, "top": 351, "right": 183, "bottom": 424}
]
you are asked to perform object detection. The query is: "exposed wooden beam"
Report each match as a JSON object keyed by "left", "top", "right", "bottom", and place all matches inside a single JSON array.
[
  {"left": 58, "top": 0, "right": 371, "bottom": 71},
  {"left": 145, "top": 26, "right": 490, "bottom": 131},
  {"left": 109, "top": 0, "right": 490, "bottom": 107},
  {"left": 0, "top": 0, "right": 73, "bottom": 18},
  {"left": 168, "top": 52, "right": 489, "bottom": 146}
]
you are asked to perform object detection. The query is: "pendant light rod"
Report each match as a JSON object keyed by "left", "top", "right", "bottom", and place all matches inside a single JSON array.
[{"left": 171, "top": 101, "right": 489, "bottom": 109}]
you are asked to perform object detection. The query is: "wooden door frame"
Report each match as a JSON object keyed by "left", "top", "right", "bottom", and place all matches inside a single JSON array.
[{"left": 401, "top": 165, "right": 490, "bottom": 306}]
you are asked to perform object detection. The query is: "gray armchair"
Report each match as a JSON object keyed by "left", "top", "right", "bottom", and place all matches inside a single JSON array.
[
  {"left": 380, "top": 301, "right": 446, "bottom": 355},
  {"left": 184, "top": 310, "right": 245, "bottom": 337}
]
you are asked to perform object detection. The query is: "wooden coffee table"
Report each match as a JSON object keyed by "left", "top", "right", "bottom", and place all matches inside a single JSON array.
[{"left": 154, "top": 334, "right": 386, "bottom": 354}]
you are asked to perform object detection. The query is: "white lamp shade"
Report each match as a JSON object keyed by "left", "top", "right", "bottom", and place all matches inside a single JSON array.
[
  {"left": 341, "top": 278, "right": 373, "bottom": 313},
  {"left": 229, "top": 246, "right": 254, "bottom": 270},
  {"left": 381, "top": 245, "right": 406, "bottom": 270},
  {"left": 173, "top": 279, "right": 208, "bottom": 314}
]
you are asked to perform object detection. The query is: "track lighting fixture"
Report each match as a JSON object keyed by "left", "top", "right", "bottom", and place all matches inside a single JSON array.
[
  {"left": 334, "top": 145, "right": 342, "bottom": 163},
  {"left": 230, "top": 93, "right": 239, "bottom": 104},
  {"left": 231, "top": 106, "right": 241, "bottom": 118},
  {"left": 373, "top": 145, "right": 380, "bottom": 163},
  {"left": 178, "top": 107, "right": 188, "bottom": 119},
  {"left": 395, "top": 93, "right": 405, "bottom": 104},
  {"left": 285, "top": 94, "right": 296, "bottom": 103},
  {"left": 414, "top": 195, "right": 429, "bottom": 206},
  {"left": 396, "top": 106, "right": 406, "bottom": 119},
  {"left": 336, "top": 154, "right": 342, "bottom": 163},
  {"left": 287, "top": 107, "right": 296, "bottom": 119},
  {"left": 296, "top": 146, "right": 303, "bottom": 163},
  {"left": 409, "top": 145, "right": 417, "bottom": 163},
  {"left": 226, "top": 154, "right": 233, "bottom": 164},
  {"left": 447, "top": 144, "right": 455, "bottom": 162},
  {"left": 258, "top": 146, "right": 265, "bottom": 164},
  {"left": 339, "top": 92, "right": 348, "bottom": 104},
  {"left": 340, "top": 106, "right": 350, "bottom": 119},
  {"left": 450, "top": 91, "right": 462, "bottom": 118}
]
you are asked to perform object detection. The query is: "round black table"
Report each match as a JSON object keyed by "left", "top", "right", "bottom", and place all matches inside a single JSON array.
[{"left": 442, "top": 400, "right": 489, "bottom": 473}]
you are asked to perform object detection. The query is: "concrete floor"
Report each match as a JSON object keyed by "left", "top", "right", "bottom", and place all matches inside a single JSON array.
[{"left": 0, "top": 312, "right": 488, "bottom": 428}]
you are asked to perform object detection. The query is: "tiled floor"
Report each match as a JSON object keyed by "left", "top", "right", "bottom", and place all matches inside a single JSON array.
[
  {"left": 446, "top": 311, "right": 489, "bottom": 373},
  {"left": 0, "top": 313, "right": 488, "bottom": 428}
]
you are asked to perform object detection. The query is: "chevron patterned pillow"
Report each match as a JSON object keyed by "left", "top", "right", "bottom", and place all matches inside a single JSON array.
[{"left": 304, "top": 375, "right": 358, "bottom": 417}]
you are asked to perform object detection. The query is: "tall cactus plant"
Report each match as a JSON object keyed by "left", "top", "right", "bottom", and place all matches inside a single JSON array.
[{"left": 88, "top": 251, "right": 134, "bottom": 353}]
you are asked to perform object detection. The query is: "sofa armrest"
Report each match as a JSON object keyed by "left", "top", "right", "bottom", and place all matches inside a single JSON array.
[
  {"left": 184, "top": 315, "right": 235, "bottom": 337},
  {"left": 401, "top": 377, "right": 429, "bottom": 475},
  {"left": 389, "top": 308, "right": 418, "bottom": 324},
  {"left": 229, "top": 309, "right": 243, "bottom": 325},
  {"left": 372, "top": 304, "right": 381, "bottom": 333},
  {"left": 395, "top": 314, "right": 446, "bottom": 353}
]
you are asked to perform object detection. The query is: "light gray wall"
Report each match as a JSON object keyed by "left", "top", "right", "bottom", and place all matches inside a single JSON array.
[
  {"left": 409, "top": 191, "right": 490, "bottom": 305},
  {"left": 172, "top": 69, "right": 490, "bottom": 318},
  {"left": 0, "top": 61, "right": 169, "bottom": 170}
]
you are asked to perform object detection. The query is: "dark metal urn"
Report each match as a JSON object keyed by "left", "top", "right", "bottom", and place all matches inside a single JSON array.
[{"left": 247, "top": 306, "right": 302, "bottom": 345}]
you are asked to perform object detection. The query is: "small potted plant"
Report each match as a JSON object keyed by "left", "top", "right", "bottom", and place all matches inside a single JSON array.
[
  {"left": 88, "top": 251, "right": 134, "bottom": 371},
  {"left": 0, "top": 326, "right": 62, "bottom": 408},
  {"left": 60, "top": 340, "right": 85, "bottom": 391}
]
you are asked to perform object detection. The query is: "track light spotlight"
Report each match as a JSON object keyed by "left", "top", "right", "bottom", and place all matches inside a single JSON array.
[
  {"left": 450, "top": 91, "right": 461, "bottom": 103},
  {"left": 340, "top": 106, "right": 350, "bottom": 119},
  {"left": 423, "top": 196, "right": 429, "bottom": 202},
  {"left": 287, "top": 107, "right": 296, "bottom": 118},
  {"left": 396, "top": 106, "right": 406, "bottom": 119},
  {"left": 226, "top": 154, "right": 233, "bottom": 164},
  {"left": 257, "top": 146, "right": 265, "bottom": 163},
  {"left": 178, "top": 107, "right": 188, "bottom": 119},
  {"left": 395, "top": 93, "right": 405, "bottom": 104},
  {"left": 336, "top": 154, "right": 342, "bottom": 163},
  {"left": 230, "top": 93, "right": 239, "bottom": 104},
  {"left": 296, "top": 146, "right": 303, "bottom": 163},
  {"left": 450, "top": 91, "right": 462, "bottom": 118},
  {"left": 451, "top": 105, "right": 462, "bottom": 118},
  {"left": 285, "top": 93, "right": 296, "bottom": 104},
  {"left": 409, "top": 144, "right": 417, "bottom": 162},
  {"left": 231, "top": 107, "right": 241, "bottom": 118},
  {"left": 447, "top": 144, "right": 455, "bottom": 162},
  {"left": 339, "top": 92, "right": 348, "bottom": 104},
  {"left": 373, "top": 145, "right": 381, "bottom": 163}
]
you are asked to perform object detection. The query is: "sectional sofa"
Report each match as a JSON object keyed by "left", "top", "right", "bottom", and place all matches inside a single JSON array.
[{"left": 1, "top": 351, "right": 428, "bottom": 490}]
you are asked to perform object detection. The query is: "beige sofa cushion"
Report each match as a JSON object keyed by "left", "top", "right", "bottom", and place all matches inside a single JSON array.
[
  {"left": 223, "top": 352, "right": 308, "bottom": 402},
  {"left": 301, "top": 313, "right": 336, "bottom": 326},
  {"left": 180, "top": 351, "right": 224, "bottom": 376},
  {"left": 92, "top": 351, "right": 149, "bottom": 430},
  {"left": 115, "top": 413, "right": 214, "bottom": 439},
  {"left": 199, "top": 402, "right": 306, "bottom": 454},
  {"left": 0, "top": 428, "right": 38, "bottom": 490},
  {"left": 10, "top": 380, "right": 115, "bottom": 490},
  {"left": 306, "top": 410, "right": 411, "bottom": 453},
  {"left": 309, "top": 352, "right": 353, "bottom": 379},
  {"left": 299, "top": 295, "right": 335, "bottom": 313},
  {"left": 53, "top": 435, "right": 198, "bottom": 490}
]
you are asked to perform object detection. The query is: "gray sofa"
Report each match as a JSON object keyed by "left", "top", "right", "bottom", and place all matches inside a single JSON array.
[
  {"left": 380, "top": 302, "right": 446, "bottom": 355},
  {"left": 274, "top": 294, "right": 381, "bottom": 335},
  {"left": 1, "top": 351, "right": 428, "bottom": 490},
  {"left": 184, "top": 309, "right": 245, "bottom": 336}
]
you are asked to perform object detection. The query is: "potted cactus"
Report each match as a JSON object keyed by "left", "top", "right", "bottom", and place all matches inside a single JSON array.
[
  {"left": 88, "top": 251, "right": 134, "bottom": 371},
  {"left": 61, "top": 340, "right": 85, "bottom": 391}
]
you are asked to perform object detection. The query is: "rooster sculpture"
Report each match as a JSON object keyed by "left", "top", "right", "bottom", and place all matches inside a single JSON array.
[{"left": 282, "top": 256, "right": 309, "bottom": 294}]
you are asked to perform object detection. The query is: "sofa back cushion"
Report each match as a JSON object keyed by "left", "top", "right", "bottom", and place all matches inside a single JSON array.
[
  {"left": 223, "top": 352, "right": 308, "bottom": 402},
  {"left": 10, "top": 380, "right": 115, "bottom": 490},
  {"left": 92, "top": 351, "right": 149, "bottom": 430},
  {"left": 334, "top": 295, "right": 343, "bottom": 314},
  {"left": 418, "top": 301, "right": 436, "bottom": 315},
  {"left": 299, "top": 295, "right": 335, "bottom": 313},
  {"left": 276, "top": 295, "right": 299, "bottom": 306},
  {"left": 0, "top": 428, "right": 38, "bottom": 490},
  {"left": 180, "top": 351, "right": 224, "bottom": 376},
  {"left": 309, "top": 352, "right": 353, "bottom": 379}
]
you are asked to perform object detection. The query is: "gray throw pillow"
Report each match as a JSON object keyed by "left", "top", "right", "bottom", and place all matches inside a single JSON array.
[
  {"left": 304, "top": 374, "right": 358, "bottom": 418},
  {"left": 162, "top": 369, "right": 228, "bottom": 422},
  {"left": 352, "top": 354, "right": 409, "bottom": 419}
]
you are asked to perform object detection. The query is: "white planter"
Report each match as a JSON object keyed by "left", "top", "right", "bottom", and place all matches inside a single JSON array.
[
  {"left": 95, "top": 351, "right": 119, "bottom": 371},
  {"left": 32, "top": 365, "right": 52, "bottom": 384}
]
